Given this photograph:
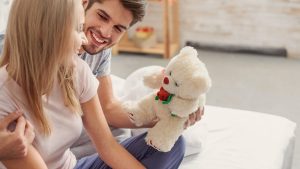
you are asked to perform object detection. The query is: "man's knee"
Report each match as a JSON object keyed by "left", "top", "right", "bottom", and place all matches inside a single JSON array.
[{"left": 172, "top": 136, "right": 186, "bottom": 157}]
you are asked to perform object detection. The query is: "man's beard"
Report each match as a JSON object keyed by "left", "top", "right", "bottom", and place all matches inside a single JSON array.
[
  {"left": 82, "top": 44, "right": 104, "bottom": 55},
  {"left": 82, "top": 42, "right": 114, "bottom": 55}
]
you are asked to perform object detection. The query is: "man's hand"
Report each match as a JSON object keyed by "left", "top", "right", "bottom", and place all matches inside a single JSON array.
[
  {"left": 184, "top": 107, "right": 205, "bottom": 129},
  {"left": 0, "top": 111, "right": 35, "bottom": 160}
]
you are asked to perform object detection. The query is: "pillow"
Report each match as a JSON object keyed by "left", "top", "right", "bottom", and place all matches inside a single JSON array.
[
  {"left": 117, "top": 66, "right": 160, "bottom": 102},
  {"left": 182, "top": 121, "right": 208, "bottom": 156}
]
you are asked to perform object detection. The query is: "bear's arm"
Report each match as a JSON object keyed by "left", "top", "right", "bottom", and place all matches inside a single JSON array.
[{"left": 168, "top": 97, "right": 199, "bottom": 118}]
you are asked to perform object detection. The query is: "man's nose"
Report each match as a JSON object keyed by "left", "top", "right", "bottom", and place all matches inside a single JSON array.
[{"left": 101, "top": 24, "right": 113, "bottom": 39}]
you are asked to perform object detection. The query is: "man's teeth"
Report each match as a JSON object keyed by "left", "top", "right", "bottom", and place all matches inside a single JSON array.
[{"left": 92, "top": 32, "right": 106, "bottom": 43}]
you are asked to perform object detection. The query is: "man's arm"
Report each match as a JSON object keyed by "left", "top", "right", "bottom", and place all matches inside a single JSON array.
[
  {"left": 97, "top": 75, "right": 204, "bottom": 129},
  {"left": 1, "top": 116, "right": 46, "bottom": 169},
  {"left": 2, "top": 145, "right": 47, "bottom": 169},
  {"left": 97, "top": 75, "right": 137, "bottom": 128},
  {"left": 0, "top": 112, "right": 35, "bottom": 160}
]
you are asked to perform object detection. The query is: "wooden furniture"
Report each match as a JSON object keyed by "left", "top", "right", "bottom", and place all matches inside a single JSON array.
[{"left": 113, "top": 0, "right": 180, "bottom": 59}]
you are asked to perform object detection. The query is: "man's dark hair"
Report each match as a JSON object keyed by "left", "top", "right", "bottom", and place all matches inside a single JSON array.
[{"left": 86, "top": 0, "right": 147, "bottom": 26}]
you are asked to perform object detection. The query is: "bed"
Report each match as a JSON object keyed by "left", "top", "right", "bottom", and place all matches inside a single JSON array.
[
  {"left": 0, "top": 0, "right": 296, "bottom": 167},
  {"left": 110, "top": 66, "right": 296, "bottom": 169}
]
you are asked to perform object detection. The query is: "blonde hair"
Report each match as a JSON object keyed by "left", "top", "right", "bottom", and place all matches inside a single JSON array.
[{"left": 0, "top": 0, "right": 82, "bottom": 135}]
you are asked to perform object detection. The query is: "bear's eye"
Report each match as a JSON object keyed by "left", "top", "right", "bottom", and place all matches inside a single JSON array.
[
  {"left": 175, "top": 82, "right": 179, "bottom": 87},
  {"left": 169, "top": 71, "right": 172, "bottom": 76}
]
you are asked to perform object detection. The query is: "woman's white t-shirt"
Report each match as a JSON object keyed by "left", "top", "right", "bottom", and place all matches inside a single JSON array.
[{"left": 0, "top": 56, "right": 99, "bottom": 169}]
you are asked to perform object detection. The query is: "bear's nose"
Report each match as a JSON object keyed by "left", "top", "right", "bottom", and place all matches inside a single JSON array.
[{"left": 163, "top": 77, "right": 169, "bottom": 84}]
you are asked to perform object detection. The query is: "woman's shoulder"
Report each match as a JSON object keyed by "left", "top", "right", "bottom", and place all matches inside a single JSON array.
[
  {"left": 73, "top": 56, "right": 98, "bottom": 102},
  {"left": 73, "top": 55, "right": 95, "bottom": 78},
  {"left": 74, "top": 55, "right": 90, "bottom": 70}
]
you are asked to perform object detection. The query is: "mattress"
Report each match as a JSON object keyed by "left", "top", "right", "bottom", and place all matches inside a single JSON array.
[{"left": 179, "top": 106, "right": 296, "bottom": 169}]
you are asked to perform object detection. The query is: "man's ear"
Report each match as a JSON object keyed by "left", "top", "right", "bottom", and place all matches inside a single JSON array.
[{"left": 82, "top": 0, "right": 89, "bottom": 10}]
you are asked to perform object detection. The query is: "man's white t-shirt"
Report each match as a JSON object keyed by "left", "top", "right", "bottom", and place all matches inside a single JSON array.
[{"left": 0, "top": 57, "right": 99, "bottom": 169}]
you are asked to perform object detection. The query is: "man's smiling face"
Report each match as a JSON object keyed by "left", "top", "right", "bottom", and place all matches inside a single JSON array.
[{"left": 82, "top": 0, "right": 133, "bottom": 55}]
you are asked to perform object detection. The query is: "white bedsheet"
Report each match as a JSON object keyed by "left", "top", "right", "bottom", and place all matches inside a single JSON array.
[{"left": 179, "top": 106, "right": 296, "bottom": 169}]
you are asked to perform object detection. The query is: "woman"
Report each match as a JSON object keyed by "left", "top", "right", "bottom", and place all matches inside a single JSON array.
[{"left": 0, "top": 0, "right": 145, "bottom": 168}]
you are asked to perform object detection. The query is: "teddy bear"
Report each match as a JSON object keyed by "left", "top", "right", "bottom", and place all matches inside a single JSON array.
[{"left": 122, "top": 46, "right": 212, "bottom": 152}]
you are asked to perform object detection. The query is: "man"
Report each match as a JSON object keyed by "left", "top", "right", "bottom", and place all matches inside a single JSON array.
[
  {"left": 0, "top": 0, "right": 204, "bottom": 168},
  {"left": 72, "top": 1, "right": 204, "bottom": 167},
  {"left": 78, "top": 0, "right": 203, "bottom": 136}
]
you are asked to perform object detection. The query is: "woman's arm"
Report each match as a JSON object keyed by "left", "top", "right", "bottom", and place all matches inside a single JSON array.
[
  {"left": 81, "top": 95, "right": 145, "bottom": 169},
  {"left": 2, "top": 145, "right": 47, "bottom": 169}
]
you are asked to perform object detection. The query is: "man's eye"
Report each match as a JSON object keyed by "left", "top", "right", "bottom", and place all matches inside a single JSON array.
[
  {"left": 98, "top": 13, "right": 108, "bottom": 21},
  {"left": 115, "top": 27, "right": 122, "bottom": 33}
]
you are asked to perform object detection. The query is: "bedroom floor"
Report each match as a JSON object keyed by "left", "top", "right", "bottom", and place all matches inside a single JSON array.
[{"left": 111, "top": 50, "right": 300, "bottom": 169}]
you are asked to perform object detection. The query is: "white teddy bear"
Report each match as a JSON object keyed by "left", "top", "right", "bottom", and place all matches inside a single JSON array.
[{"left": 123, "top": 46, "right": 212, "bottom": 152}]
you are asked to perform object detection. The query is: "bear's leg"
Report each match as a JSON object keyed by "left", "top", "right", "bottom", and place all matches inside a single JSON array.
[{"left": 146, "top": 117, "right": 186, "bottom": 152}]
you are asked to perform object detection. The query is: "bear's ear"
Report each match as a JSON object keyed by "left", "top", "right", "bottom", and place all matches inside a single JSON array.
[
  {"left": 143, "top": 68, "right": 165, "bottom": 89},
  {"left": 178, "top": 46, "right": 198, "bottom": 58},
  {"left": 193, "top": 73, "right": 212, "bottom": 94}
]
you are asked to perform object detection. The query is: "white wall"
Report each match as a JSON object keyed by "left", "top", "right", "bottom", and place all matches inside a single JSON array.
[
  {"left": 135, "top": 0, "right": 300, "bottom": 58},
  {"left": 2, "top": 0, "right": 299, "bottom": 58}
]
